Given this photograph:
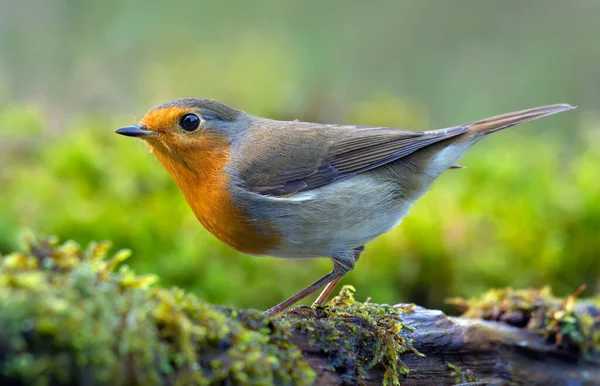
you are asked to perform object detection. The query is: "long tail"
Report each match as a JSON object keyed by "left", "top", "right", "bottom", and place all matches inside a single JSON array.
[{"left": 468, "top": 104, "right": 575, "bottom": 135}]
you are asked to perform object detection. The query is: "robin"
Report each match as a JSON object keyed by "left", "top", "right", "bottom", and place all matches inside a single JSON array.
[{"left": 115, "top": 98, "right": 573, "bottom": 314}]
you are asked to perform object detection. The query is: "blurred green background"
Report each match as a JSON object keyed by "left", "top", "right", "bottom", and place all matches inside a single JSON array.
[{"left": 1, "top": 1, "right": 599, "bottom": 312}]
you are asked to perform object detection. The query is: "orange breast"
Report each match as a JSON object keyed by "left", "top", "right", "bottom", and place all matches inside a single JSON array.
[{"left": 152, "top": 140, "right": 280, "bottom": 255}]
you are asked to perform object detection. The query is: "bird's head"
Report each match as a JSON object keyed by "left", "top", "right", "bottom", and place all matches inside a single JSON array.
[
  {"left": 116, "top": 98, "right": 248, "bottom": 178},
  {"left": 116, "top": 97, "right": 248, "bottom": 153}
]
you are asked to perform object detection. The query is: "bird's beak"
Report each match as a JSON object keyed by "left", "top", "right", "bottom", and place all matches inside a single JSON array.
[{"left": 115, "top": 125, "right": 154, "bottom": 138}]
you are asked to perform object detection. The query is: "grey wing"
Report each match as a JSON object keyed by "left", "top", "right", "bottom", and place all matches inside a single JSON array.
[{"left": 236, "top": 123, "right": 469, "bottom": 196}]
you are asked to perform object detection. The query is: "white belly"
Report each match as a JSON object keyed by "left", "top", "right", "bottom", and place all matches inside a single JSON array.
[{"left": 262, "top": 176, "right": 419, "bottom": 258}]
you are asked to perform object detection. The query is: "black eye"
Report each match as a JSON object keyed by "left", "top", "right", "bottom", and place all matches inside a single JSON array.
[{"left": 179, "top": 114, "right": 201, "bottom": 132}]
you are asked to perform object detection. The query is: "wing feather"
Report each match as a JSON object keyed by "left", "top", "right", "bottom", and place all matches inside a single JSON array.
[{"left": 238, "top": 123, "right": 468, "bottom": 196}]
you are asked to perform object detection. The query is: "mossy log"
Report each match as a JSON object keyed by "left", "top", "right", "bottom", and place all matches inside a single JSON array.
[
  {"left": 1, "top": 235, "right": 598, "bottom": 385},
  {"left": 291, "top": 304, "right": 600, "bottom": 385}
]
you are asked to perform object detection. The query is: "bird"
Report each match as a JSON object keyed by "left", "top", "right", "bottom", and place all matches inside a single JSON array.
[{"left": 115, "top": 98, "right": 574, "bottom": 315}]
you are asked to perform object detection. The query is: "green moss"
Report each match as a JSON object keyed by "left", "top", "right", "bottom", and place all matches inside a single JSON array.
[
  {"left": 0, "top": 232, "right": 315, "bottom": 385},
  {"left": 0, "top": 232, "right": 427, "bottom": 385},
  {"left": 278, "top": 285, "right": 422, "bottom": 386},
  {"left": 448, "top": 286, "right": 600, "bottom": 358},
  {"left": 446, "top": 362, "right": 477, "bottom": 384}
]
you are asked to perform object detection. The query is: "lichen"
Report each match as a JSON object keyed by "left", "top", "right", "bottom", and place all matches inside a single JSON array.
[
  {"left": 278, "top": 285, "right": 422, "bottom": 386},
  {"left": 0, "top": 231, "right": 315, "bottom": 385},
  {"left": 448, "top": 286, "right": 600, "bottom": 358}
]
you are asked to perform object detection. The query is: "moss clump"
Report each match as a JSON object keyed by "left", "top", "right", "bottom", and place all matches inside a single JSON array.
[
  {"left": 278, "top": 285, "right": 422, "bottom": 386},
  {"left": 446, "top": 362, "right": 477, "bottom": 384},
  {"left": 448, "top": 286, "right": 600, "bottom": 358},
  {"left": 0, "top": 232, "right": 315, "bottom": 385}
]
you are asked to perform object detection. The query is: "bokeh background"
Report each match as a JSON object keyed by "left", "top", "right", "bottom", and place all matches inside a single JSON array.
[{"left": 1, "top": 1, "right": 599, "bottom": 312}]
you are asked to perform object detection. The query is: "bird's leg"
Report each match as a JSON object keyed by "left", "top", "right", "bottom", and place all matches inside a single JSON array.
[
  {"left": 313, "top": 246, "right": 364, "bottom": 307},
  {"left": 313, "top": 277, "right": 342, "bottom": 306},
  {"left": 264, "top": 271, "right": 341, "bottom": 315},
  {"left": 264, "top": 249, "right": 357, "bottom": 315}
]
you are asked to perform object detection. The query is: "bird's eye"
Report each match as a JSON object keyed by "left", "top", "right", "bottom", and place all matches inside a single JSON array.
[{"left": 179, "top": 114, "right": 201, "bottom": 132}]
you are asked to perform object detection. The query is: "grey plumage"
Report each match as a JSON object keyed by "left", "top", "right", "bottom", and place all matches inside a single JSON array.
[{"left": 233, "top": 120, "right": 469, "bottom": 196}]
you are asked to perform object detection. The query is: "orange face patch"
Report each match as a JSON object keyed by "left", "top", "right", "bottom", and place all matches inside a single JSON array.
[{"left": 140, "top": 106, "right": 196, "bottom": 131}]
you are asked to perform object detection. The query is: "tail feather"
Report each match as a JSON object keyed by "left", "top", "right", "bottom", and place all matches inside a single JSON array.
[{"left": 467, "top": 104, "right": 575, "bottom": 135}]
